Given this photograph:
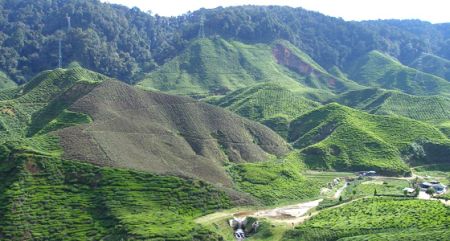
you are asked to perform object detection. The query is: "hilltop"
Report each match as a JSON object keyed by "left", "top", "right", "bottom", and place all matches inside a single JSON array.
[
  {"left": 336, "top": 88, "right": 450, "bottom": 122},
  {"left": 3, "top": 1, "right": 450, "bottom": 84},
  {"left": 411, "top": 53, "right": 450, "bottom": 81},
  {"left": 210, "top": 83, "right": 322, "bottom": 137},
  {"left": 137, "top": 38, "right": 357, "bottom": 97},
  {"left": 1, "top": 68, "right": 289, "bottom": 188},
  {"left": 288, "top": 103, "right": 448, "bottom": 175},
  {"left": 346, "top": 51, "right": 450, "bottom": 96},
  {"left": 56, "top": 80, "right": 289, "bottom": 186}
]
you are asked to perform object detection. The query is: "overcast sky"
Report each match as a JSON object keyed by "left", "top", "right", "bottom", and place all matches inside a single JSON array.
[{"left": 101, "top": 0, "right": 450, "bottom": 23}]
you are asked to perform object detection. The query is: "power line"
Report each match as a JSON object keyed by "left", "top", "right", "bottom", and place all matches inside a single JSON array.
[{"left": 198, "top": 15, "right": 205, "bottom": 38}]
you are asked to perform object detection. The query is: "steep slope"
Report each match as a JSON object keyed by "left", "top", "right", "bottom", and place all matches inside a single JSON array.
[
  {"left": 347, "top": 51, "right": 450, "bottom": 96},
  {"left": 337, "top": 88, "right": 450, "bottom": 122},
  {"left": 56, "top": 80, "right": 289, "bottom": 187},
  {"left": 0, "top": 146, "right": 230, "bottom": 241},
  {"left": 0, "top": 67, "right": 108, "bottom": 143},
  {"left": 272, "top": 41, "right": 361, "bottom": 93},
  {"left": 137, "top": 38, "right": 359, "bottom": 97},
  {"left": 410, "top": 53, "right": 450, "bottom": 81},
  {"left": 288, "top": 103, "right": 448, "bottom": 175},
  {"left": 1, "top": 68, "right": 289, "bottom": 188},
  {"left": 210, "top": 83, "right": 322, "bottom": 138},
  {"left": 0, "top": 72, "right": 16, "bottom": 90}
]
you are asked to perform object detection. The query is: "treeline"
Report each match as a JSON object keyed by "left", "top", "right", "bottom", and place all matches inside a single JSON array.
[{"left": 1, "top": 0, "right": 449, "bottom": 83}]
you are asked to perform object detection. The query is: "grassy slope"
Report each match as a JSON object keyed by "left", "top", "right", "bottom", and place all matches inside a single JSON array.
[
  {"left": 0, "top": 71, "right": 17, "bottom": 90},
  {"left": 347, "top": 50, "right": 450, "bottom": 96},
  {"left": 210, "top": 83, "right": 322, "bottom": 138},
  {"left": 337, "top": 88, "right": 450, "bottom": 122},
  {"left": 411, "top": 53, "right": 450, "bottom": 81},
  {"left": 0, "top": 68, "right": 235, "bottom": 240},
  {"left": 0, "top": 147, "right": 230, "bottom": 240},
  {"left": 0, "top": 67, "right": 107, "bottom": 153},
  {"left": 283, "top": 198, "right": 450, "bottom": 241},
  {"left": 56, "top": 80, "right": 289, "bottom": 187},
  {"left": 137, "top": 38, "right": 359, "bottom": 97},
  {"left": 227, "top": 153, "right": 352, "bottom": 205},
  {"left": 288, "top": 103, "right": 448, "bottom": 175}
]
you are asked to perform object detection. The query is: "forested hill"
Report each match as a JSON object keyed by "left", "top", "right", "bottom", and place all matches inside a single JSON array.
[{"left": 1, "top": 0, "right": 450, "bottom": 84}]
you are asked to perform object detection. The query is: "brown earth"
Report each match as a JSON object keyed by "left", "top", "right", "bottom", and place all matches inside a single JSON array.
[{"left": 57, "top": 80, "right": 290, "bottom": 187}]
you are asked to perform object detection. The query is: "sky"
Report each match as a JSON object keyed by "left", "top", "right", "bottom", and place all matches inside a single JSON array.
[{"left": 101, "top": 0, "right": 450, "bottom": 23}]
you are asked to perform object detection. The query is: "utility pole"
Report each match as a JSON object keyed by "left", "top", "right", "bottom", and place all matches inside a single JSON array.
[
  {"left": 58, "top": 38, "right": 62, "bottom": 68},
  {"left": 66, "top": 14, "right": 71, "bottom": 30},
  {"left": 198, "top": 15, "right": 205, "bottom": 38}
]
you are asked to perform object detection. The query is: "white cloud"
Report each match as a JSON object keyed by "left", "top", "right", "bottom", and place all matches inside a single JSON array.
[{"left": 101, "top": 0, "right": 450, "bottom": 23}]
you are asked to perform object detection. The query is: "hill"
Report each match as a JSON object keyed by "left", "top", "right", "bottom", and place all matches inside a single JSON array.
[
  {"left": 283, "top": 198, "right": 450, "bottom": 241},
  {"left": 347, "top": 51, "right": 450, "bottom": 96},
  {"left": 0, "top": 67, "right": 289, "bottom": 189},
  {"left": 0, "top": 72, "right": 16, "bottom": 89},
  {"left": 137, "top": 38, "right": 358, "bottom": 97},
  {"left": 210, "top": 83, "right": 322, "bottom": 138},
  {"left": 410, "top": 53, "right": 450, "bottom": 81},
  {"left": 0, "top": 145, "right": 230, "bottom": 241},
  {"left": 3, "top": 1, "right": 450, "bottom": 84},
  {"left": 336, "top": 88, "right": 450, "bottom": 122},
  {"left": 288, "top": 103, "right": 448, "bottom": 175}
]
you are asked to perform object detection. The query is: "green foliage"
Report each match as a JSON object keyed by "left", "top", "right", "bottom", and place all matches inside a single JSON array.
[
  {"left": 228, "top": 155, "right": 351, "bottom": 205},
  {"left": 211, "top": 83, "right": 322, "bottom": 137},
  {"left": 347, "top": 51, "right": 450, "bottom": 96},
  {"left": 342, "top": 178, "right": 411, "bottom": 198},
  {"left": 0, "top": 151, "right": 230, "bottom": 240},
  {"left": 411, "top": 53, "right": 450, "bottom": 81},
  {"left": 0, "top": 67, "right": 106, "bottom": 150},
  {"left": 138, "top": 38, "right": 313, "bottom": 97},
  {"left": 289, "top": 103, "right": 448, "bottom": 174},
  {"left": 283, "top": 197, "right": 450, "bottom": 241},
  {"left": 337, "top": 88, "right": 450, "bottom": 122},
  {"left": 0, "top": 71, "right": 17, "bottom": 89}
]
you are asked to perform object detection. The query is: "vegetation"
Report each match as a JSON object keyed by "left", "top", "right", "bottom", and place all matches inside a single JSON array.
[
  {"left": 283, "top": 198, "right": 450, "bottom": 241},
  {"left": 347, "top": 51, "right": 450, "bottom": 96},
  {"left": 0, "top": 72, "right": 16, "bottom": 89},
  {"left": 137, "top": 38, "right": 355, "bottom": 97},
  {"left": 411, "top": 53, "right": 450, "bottom": 81},
  {"left": 229, "top": 154, "right": 351, "bottom": 205},
  {"left": 3, "top": 0, "right": 450, "bottom": 88},
  {"left": 337, "top": 88, "right": 450, "bottom": 122},
  {"left": 210, "top": 83, "right": 322, "bottom": 137},
  {"left": 342, "top": 178, "right": 412, "bottom": 198},
  {"left": 288, "top": 103, "right": 448, "bottom": 174},
  {"left": 0, "top": 147, "right": 230, "bottom": 240}
]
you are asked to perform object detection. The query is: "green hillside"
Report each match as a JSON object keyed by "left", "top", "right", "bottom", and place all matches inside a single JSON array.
[
  {"left": 288, "top": 103, "right": 448, "bottom": 175},
  {"left": 0, "top": 146, "right": 230, "bottom": 240},
  {"left": 210, "top": 83, "right": 322, "bottom": 138},
  {"left": 337, "top": 88, "right": 450, "bottom": 122},
  {"left": 137, "top": 38, "right": 359, "bottom": 97},
  {"left": 283, "top": 198, "right": 450, "bottom": 241},
  {"left": 0, "top": 72, "right": 17, "bottom": 90},
  {"left": 0, "top": 68, "right": 107, "bottom": 143},
  {"left": 411, "top": 53, "right": 450, "bottom": 81},
  {"left": 347, "top": 51, "right": 450, "bottom": 96}
]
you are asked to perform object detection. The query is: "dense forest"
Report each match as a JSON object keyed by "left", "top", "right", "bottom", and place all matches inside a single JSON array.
[{"left": 1, "top": 0, "right": 450, "bottom": 83}]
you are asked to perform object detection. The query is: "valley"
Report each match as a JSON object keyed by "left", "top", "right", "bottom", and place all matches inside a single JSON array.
[{"left": 1, "top": 1, "right": 450, "bottom": 240}]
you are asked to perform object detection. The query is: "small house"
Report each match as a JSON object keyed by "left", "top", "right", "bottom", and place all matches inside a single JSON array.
[{"left": 403, "top": 187, "right": 415, "bottom": 194}]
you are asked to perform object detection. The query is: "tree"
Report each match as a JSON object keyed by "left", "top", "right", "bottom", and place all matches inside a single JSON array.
[{"left": 426, "top": 187, "right": 436, "bottom": 196}]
